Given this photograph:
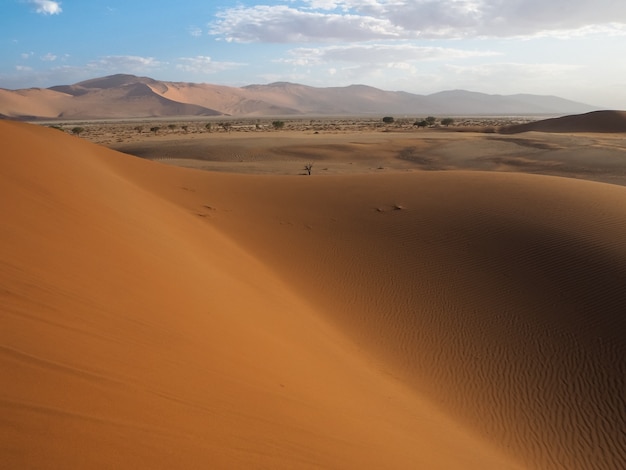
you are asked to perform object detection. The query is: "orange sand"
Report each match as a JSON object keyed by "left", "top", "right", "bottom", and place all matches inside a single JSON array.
[{"left": 2, "top": 120, "right": 625, "bottom": 469}]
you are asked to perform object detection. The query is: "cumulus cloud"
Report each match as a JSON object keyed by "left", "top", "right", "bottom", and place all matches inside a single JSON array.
[
  {"left": 28, "top": 0, "right": 62, "bottom": 15},
  {"left": 209, "top": 5, "right": 404, "bottom": 42},
  {"left": 176, "top": 56, "right": 244, "bottom": 74},
  {"left": 209, "top": 0, "right": 626, "bottom": 42}
]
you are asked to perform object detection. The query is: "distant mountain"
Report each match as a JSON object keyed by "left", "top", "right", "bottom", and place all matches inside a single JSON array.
[{"left": 0, "top": 74, "right": 600, "bottom": 120}]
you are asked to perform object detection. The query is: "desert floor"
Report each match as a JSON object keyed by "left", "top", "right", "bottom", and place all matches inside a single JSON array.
[
  {"left": 2, "top": 118, "right": 626, "bottom": 470},
  {"left": 54, "top": 117, "right": 626, "bottom": 186}
]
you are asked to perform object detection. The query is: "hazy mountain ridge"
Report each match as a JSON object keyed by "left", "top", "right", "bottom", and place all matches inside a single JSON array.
[{"left": 0, "top": 73, "right": 600, "bottom": 120}]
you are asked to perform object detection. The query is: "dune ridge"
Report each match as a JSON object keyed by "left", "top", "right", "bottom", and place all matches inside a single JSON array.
[
  {"left": 2, "top": 121, "right": 626, "bottom": 469},
  {"left": 0, "top": 121, "right": 520, "bottom": 469}
]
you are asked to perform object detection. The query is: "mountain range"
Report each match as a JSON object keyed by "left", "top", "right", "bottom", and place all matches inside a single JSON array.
[{"left": 0, "top": 74, "right": 600, "bottom": 120}]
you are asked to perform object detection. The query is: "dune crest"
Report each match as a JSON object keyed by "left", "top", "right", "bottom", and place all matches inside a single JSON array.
[
  {"left": 1, "top": 121, "right": 522, "bottom": 469},
  {"left": 501, "top": 110, "right": 626, "bottom": 133}
]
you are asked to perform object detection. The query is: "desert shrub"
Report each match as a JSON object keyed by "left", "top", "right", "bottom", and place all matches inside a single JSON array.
[
  {"left": 382, "top": 116, "right": 395, "bottom": 124},
  {"left": 272, "top": 120, "right": 285, "bottom": 129},
  {"left": 71, "top": 127, "right": 84, "bottom": 136},
  {"left": 441, "top": 118, "right": 454, "bottom": 127}
]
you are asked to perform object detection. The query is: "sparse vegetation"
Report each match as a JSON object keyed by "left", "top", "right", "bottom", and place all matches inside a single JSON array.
[
  {"left": 382, "top": 116, "right": 395, "bottom": 124},
  {"left": 425, "top": 116, "right": 437, "bottom": 127},
  {"left": 272, "top": 120, "right": 285, "bottom": 130},
  {"left": 304, "top": 163, "right": 313, "bottom": 175},
  {"left": 181, "top": 125, "right": 188, "bottom": 133},
  {"left": 71, "top": 127, "right": 85, "bottom": 136},
  {"left": 167, "top": 124, "right": 177, "bottom": 131},
  {"left": 414, "top": 120, "right": 428, "bottom": 129},
  {"left": 220, "top": 122, "right": 232, "bottom": 132},
  {"left": 205, "top": 123, "right": 212, "bottom": 132},
  {"left": 150, "top": 126, "right": 160, "bottom": 135},
  {"left": 134, "top": 125, "right": 143, "bottom": 134}
]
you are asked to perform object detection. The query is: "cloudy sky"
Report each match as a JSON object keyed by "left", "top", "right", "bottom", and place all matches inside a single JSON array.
[{"left": 2, "top": 0, "right": 626, "bottom": 107}]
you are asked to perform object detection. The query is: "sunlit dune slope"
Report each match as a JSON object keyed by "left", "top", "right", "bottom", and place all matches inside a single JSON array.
[
  {"left": 0, "top": 121, "right": 521, "bottom": 469},
  {"left": 141, "top": 168, "right": 626, "bottom": 469},
  {"left": 0, "top": 88, "right": 70, "bottom": 119}
]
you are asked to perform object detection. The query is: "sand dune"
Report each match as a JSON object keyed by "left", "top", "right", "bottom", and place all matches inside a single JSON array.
[
  {"left": 2, "top": 121, "right": 625, "bottom": 469},
  {"left": 0, "top": 121, "right": 519, "bottom": 469},
  {"left": 0, "top": 88, "right": 71, "bottom": 119},
  {"left": 501, "top": 110, "right": 626, "bottom": 133},
  {"left": 0, "top": 73, "right": 598, "bottom": 119}
]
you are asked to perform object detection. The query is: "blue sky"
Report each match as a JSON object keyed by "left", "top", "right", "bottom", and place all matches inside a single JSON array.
[{"left": 2, "top": 0, "right": 626, "bottom": 108}]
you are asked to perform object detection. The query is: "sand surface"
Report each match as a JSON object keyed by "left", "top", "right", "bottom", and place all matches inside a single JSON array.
[
  {"left": 73, "top": 117, "right": 626, "bottom": 186},
  {"left": 2, "top": 120, "right": 626, "bottom": 469}
]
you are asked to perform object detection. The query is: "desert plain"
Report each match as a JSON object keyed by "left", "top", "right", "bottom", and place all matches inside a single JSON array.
[{"left": 2, "top": 113, "right": 626, "bottom": 469}]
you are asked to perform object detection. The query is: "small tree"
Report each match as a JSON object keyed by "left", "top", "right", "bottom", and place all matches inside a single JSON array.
[
  {"left": 71, "top": 126, "right": 84, "bottom": 136},
  {"left": 181, "top": 125, "right": 189, "bottom": 133},
  {"left": 167, "top": 124, "right": 177, "bottom": 131},
  {"left": 414, "top": 120, "right": 428, "bottom": 129},
  {"left": 220, "top": 122, "right": 232, "bottom": 132},
  {"left": 205, "top": 123, "right": 212, "bottom": 132},
  {"left": 150, "top": 126, "right": 160, "bottom": 135},
  {"left": 425, "top": 116, "right": 437, "bottom": 127},
  {"left": 272, "top": 120, "right": 285, "bottom": 130},
  {"left": 134, "top": 125, "right": 143, "bottom": 134},
  {"left": 304, "top": 163, "right": 313, "bottom": 175},
  {"left": 382, "top": 116, "right": 395, "bottom": 124},
  {"left": 441, "top": 118, "right": 454, "bottom": 127}
]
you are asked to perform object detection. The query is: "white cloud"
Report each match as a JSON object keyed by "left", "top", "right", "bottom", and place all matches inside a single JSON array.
[
  {"left": 176, "top": 56, "right": 244, "bottom": 74},
  {"left": 41, "top": 53, "right": 57, "bottom": 62},
  {"left": 188, "top": 26, "right": 203, "bottom": 38},
  {"left": 28, "top": 0, "right": 62, "bottom": 15},
  {"left": 15, "top": 65, "right": 34, "bottom": 72},
  {"left": 209, "top": 0, "right": 626, "bottom": 42},
  {"left": 209, "top": 5, "right": 404, "bottom": 42},
  {"left": 21, "top": 52, "right": 34, "bottom": 59},
  {"left": 87, "top": 55, "right": 164, "bottom": 73},
  {"left": 283, "top": 43, "right": 499, "bottom": 65}
]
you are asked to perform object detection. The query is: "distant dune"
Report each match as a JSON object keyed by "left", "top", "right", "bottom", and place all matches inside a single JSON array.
[
  {"left": 2, "top": 121, "right": 625, "bottom": 469},
  {"left": 0, "top": 73, "right": 599, "bottom": 120},
  {"left": 500, "top": 110, "right": 626, "bottom": 133}
]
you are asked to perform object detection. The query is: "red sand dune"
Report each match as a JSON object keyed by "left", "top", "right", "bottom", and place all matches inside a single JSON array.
[{"left": 2, "top": 121, "right": 626, "bottom": 469}]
